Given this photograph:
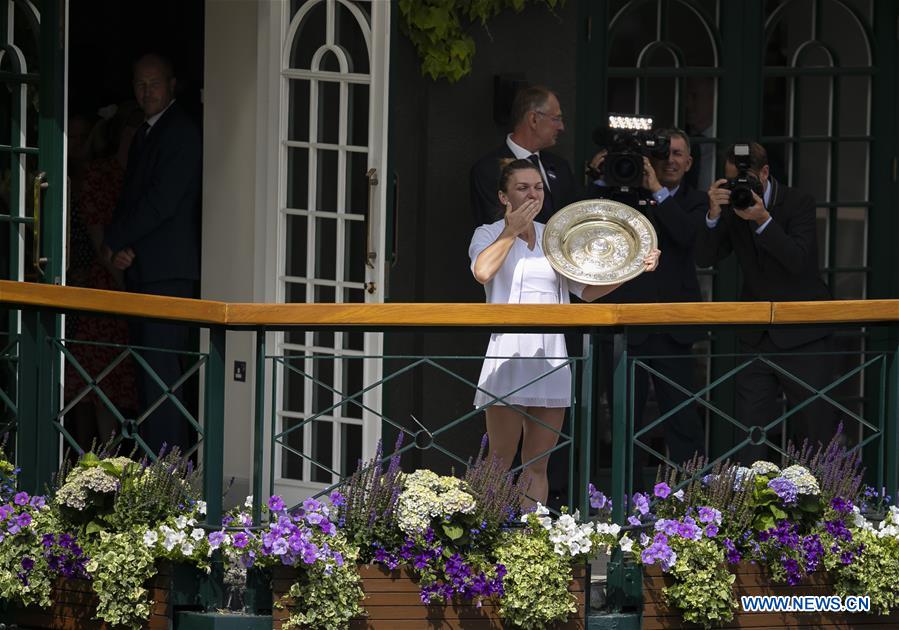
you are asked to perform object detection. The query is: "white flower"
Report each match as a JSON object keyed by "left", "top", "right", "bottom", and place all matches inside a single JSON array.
[
  {"left": 190, "top": 528, "right": 205, "bottom": 541},
  {"left": 672, "top": 489, "right": 684, "bottom": 501},
  {"left": 618, "top": 533, "right": 634, "bottom": 553},
  {"left": 196, "top": 500, "right": 207, "bottom": 515},
  {"left": 750, "top": 460, "right": 781, "bottom": 476},
  {"left": 596, "top": 522, "right": 621, "bottom": 536},
  {"left": 143, "top": 530, "right": 159, "bottom": 547},
  {"left": 180, "top": 541, "right": 195, "bottom": 557},
  {"left": 174, "top": 515, "right": 188, "bottom": 529},
  {"left": 244, "top": 495, "right": 254, "bottom": 508}
]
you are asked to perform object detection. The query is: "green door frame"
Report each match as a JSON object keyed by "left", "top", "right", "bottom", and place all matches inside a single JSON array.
[{"left": 6, "top": 0, "right": 67, "bottom": 494}]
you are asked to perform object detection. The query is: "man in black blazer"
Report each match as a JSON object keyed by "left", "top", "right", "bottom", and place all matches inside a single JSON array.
[
  {"left": 696, "top": 142, "right": 836, "bottom": 461},
  {"left": 104, "top": 53, "right": 202, "bottom": 455},
  {"left": 590, "top": 129, "right": 707, "bottom": 470},
  {"left": 470, "top": 85, "right": 576, "bottom": 226}
]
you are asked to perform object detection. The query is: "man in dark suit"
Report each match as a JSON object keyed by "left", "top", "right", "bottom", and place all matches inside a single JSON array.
[
  {"left": 696, "top": 142, "right": 836, "bottom": 461},
  {"left": 470, "top": 85, "right": 576, "bottom": 226},
  {"left": 104, "top": 53, "right": 202, "bottom": 455},
  {"left": 590, "top": 129, "right": 707, "bottom": 470}
]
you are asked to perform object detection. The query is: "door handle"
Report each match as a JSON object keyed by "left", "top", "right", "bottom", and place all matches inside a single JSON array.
[
  {"left": 365, "top": 167, "right": 378, "bottom": 269},
  {"left": 32, "top": 171, "right": 48, "bottom": 276}
]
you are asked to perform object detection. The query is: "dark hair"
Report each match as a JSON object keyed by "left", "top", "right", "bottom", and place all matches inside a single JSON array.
[
  {"left": 497, "top": 158, "right": 540, "bottom": 194},
  {"left": 509, "top": 85, "right": 555, "bottom": 129},
  {"left": 655, "top": 127, "right": 691, "bottom": 154},
  {"left": 90, "top": 101, "right": 144, "bottom": 159},
  {"left": 133, "top": 52, "right": 175, "bottom": 80},
  {"left": 725, "top": 142, "right": 768, "bottom": 172}
]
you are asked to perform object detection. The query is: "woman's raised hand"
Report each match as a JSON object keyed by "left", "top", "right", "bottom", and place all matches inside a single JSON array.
[
  {"left": 503, "top": 198, "right": 540, "bottom": 236},
  {"left": 643, "top": 248, "right": 661, "bottom": 272}
]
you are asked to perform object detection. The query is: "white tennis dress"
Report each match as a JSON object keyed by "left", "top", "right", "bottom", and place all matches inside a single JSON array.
[{"left": 469, "top": 220, "right": 585, "bottom": 409}]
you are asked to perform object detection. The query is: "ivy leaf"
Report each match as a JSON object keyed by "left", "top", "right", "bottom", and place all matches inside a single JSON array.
[{"left": 442, "top": 523, "right": 465, "bottom": 540}]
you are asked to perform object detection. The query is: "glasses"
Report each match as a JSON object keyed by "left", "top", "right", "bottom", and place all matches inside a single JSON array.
[{"left": 534, "top": 110, "right": 564, "bottom": 124}]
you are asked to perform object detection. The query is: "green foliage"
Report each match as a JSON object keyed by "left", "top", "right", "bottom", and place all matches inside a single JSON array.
[
  {"left": 397, "top": 0, "right": 564, "bottom": 82},
  {"left": 663, "top": 537, "right": 736, "bottom": 629},
  {"left": 494, "top": 524, "right": 577, "bottom": 629},
  {"left": 832, "top": 528, "right": 899, "bottom": 615},
  {"left": 0, "top": 508, "right": 55, "bottom": 608},
  {"left": 276, "top": 535, "right": 364, "bottom": 630},
  {"left": 83, "top": 530, "right": 157, "bottom": 630}
]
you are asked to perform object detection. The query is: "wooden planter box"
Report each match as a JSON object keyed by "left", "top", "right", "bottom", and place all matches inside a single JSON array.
[
  {"left": 272, "top": 563, "right": 588, "bottom": 629},
  {"left": 643, "top": 560, "right": 899, "bottom": 629},
  {"left": 3, "top": 562, "right": 190, "bottom": 629}
]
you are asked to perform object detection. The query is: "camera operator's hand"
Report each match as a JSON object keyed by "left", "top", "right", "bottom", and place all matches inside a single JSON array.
[
  {"left": 642, "top": 156, "right": 663, "bottom": 194},
  {"left": 588, "top": 149, "right": 607, "bottom": 175},
  {"left": 707, "top": 178, "right": 730, "bottom": 220},
  {"left": 732, "top": 190, "right": 770, "bottom": 225}
]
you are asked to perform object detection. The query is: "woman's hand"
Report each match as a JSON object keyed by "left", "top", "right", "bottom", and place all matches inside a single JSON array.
[
  {"left": 643, "top": 248, "right": 661, "bottom": 272},
  {"left": 503, "top": 198, "right": 540, "bottom": 235}
]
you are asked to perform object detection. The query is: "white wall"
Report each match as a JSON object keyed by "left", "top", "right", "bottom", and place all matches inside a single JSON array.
[{"left": 201, "top": 0, "right": 260, "bottom": 505}]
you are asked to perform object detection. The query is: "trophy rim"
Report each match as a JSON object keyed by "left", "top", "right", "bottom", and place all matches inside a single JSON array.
[{"left": 542, "top": 199, "right": 658, "bottom": 286}]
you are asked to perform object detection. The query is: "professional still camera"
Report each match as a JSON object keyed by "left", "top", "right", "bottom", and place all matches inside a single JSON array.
[
  {"left": 725, "top": 143, "right": 764, "bottom": 210},
  {"left": 590, "top": 115, "right": 670, "bottom": 188}
]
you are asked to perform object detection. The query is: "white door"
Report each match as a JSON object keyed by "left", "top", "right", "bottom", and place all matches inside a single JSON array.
[{"left": 273, "top": 0, "right": 389, "bottom": 501}]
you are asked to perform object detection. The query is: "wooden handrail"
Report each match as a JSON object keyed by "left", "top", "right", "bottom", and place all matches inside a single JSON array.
[{"left": 2, "top": 280, "right": 898, "bottom": 328}]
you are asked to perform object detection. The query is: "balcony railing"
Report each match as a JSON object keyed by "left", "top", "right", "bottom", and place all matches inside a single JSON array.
[{"left": 1, "top": 279, "right": 898, "bottom": 533}]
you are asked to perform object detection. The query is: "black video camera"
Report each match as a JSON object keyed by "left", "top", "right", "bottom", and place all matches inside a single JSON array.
[
  {"left": 725, "top": 143, "right": 764, "bottom": 210},
  {"left": 591, "top": 115, "right": 670, "bottom": 188}
]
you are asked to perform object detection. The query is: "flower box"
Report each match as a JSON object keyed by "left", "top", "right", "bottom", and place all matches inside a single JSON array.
[
  {"left": 271, "top": 563, "right": 588, "bottom": 629},
  {"left": 642, "top": 561, "right": 899, "bottom": 629},
  {"left": 2, "top": 561, "right": 192, "bottom": 629}
]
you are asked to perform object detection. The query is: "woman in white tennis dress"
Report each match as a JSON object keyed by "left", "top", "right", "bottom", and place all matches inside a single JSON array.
[{"left": 469, "top": 159, "right": 659, "bottom": 506}]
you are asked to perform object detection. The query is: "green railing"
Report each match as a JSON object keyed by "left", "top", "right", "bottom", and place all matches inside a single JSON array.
[{"left": 1, "top": 281, "right": 898, "bottom": 537}]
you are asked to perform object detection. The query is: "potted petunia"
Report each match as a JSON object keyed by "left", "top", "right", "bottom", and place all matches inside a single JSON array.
[{"left": 621, "top": 428, "right": 899, "bottom": 629}]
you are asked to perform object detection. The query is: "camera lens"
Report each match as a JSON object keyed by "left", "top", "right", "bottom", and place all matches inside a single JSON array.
[
  {"left": 731, "top": 186, "right": 754, "bottom": 211},
  {"left": 612, "top": 157, "right": 639, "bottom": 181}
]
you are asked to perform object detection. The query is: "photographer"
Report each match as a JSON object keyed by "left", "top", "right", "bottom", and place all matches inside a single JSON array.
[
  {"left": 696, "top": 142, "right": 835, "bottom": 460},
  {"left": 590, "top": 128, "right": 707, "bottom": 470}
]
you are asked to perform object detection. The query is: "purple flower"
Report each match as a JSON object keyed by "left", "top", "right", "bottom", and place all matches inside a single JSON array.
[
  {"left": 20, "top": 557, "right": 34, "bottom": 571},
  {"left": 627, "top": 515, "right": 641, "bottom": 527},
  {"left": 632, "top": 493, "right": 650, "bottom": 516},
  {"left": 588, "top": 484, "right": 610, "bottom": 511},
  {"left": 268, "top": 495, "right": 285, "bottom": 512},
  {"left": 15, "top": 512, "right": 31, "bottom": 528},
  {"left": 13, "top": 492, "right": 28, "bottom": 506},
  {"left": 302, "top": 498, "right": 321, "bottom": 513},
  {"left": 768, "top": 477, "right": 798, "bottom": 505},
  {"left": 704, "top": 524, "right": 719, "bottom": 538},
  {"left": 232, "top": 532, "right": 249, "bottom": 549},
  {"left": 723, "top": 538, "right": 741, "bottom": 564},
  {"left": 830, "top": 497, "right": 853, "bottom": 515},
  {"left": 329, "top": 491, "right": 345, "bottom": 507},
  {"left": 654, "top": 519, "right": 680, "bottom": 537},
  {"left": 653, "top": 483, "right": 671, "bottom": 499},
  {"left": 29, "top": 496, "right": 45, "bottom": 509},
  {"left": 698, "top": 506, "right": 721, "bottom": 525},
  {"left": 207, "top": 531, "right": 226, "bottom": 547}
]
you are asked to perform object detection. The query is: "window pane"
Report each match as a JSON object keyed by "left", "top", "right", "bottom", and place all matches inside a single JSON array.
[
  {"left": 609, "top": 1, "right": 657, "bottom": 67},
  {"left": 316, "top": 81, "right": 341, "bottom": 144},
  {"left": 279, "top": 415, "right": 305, "bottom": 481},
  {"left": 288, "top": 80, "right": 310, "bottom": 143},
  {"left": 314, "top": 217, "right": 337, "bottom": 280},
  {"left": 831, "top": 272, "right": 865, "bottom": 299},
  {"left": 835, "top": 207, "right": 867, "bottom": 268},
  {"left": 796, "top": 143, "right": 830, "bottom": 202},
  {"left": 838, "top": 76, "right": 870, "bottom": 136},
  {"left": 821, "top": 1, "right": 871, "bottom": 66},
  {"left": 667, "top": 1, "right": 716, "bottom": 66},
  {"left": 341, "top": 423, "right": 362, "bottom": 476},
  {"left": 288, "top": 1, "right": 326, "bottom": 70},
  {"left": 310, "top": 420, "right": 333, "bottom": 483},
  {"left": 763, "top": 77, "right": 789, "bottom": 137},
  {"left": 335, "top": 1, "right": 370, "bottom": 75},
  {"left": 315, "top": 149, "right": 339, "bottom": 212},
  {"left": 796, "top": 76, "right": 832, "bottom": 136},
  {"left": 285, "top": 214, "right": 308, "bottom": 278},
  {"left": 836, "top": 142, "right": 868, "bottom": 201},
  {"left": 286, "top": 148, "right": 309, "bottom": 209},
  {"left": 765, "top": 0, "right": 813, "bottom": 65},
  {"left": 348, "top": 83, "right": 370, "bottom": 146},
  {"left": 642, "top": 78, "right": 676, "bottom": 131}
]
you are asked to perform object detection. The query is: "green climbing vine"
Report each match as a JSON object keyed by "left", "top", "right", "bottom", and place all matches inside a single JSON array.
[{"left": 397, "top": 0, "right": 565, "bottom": 83}]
